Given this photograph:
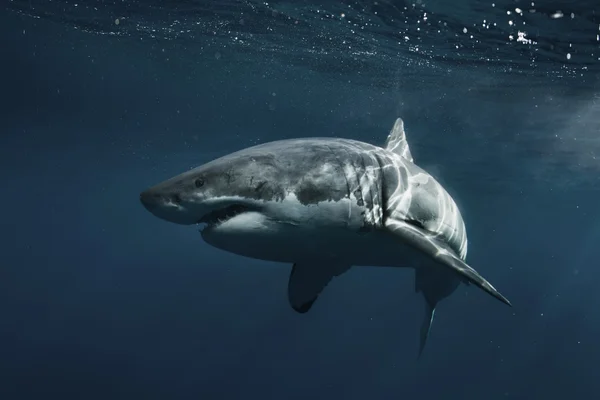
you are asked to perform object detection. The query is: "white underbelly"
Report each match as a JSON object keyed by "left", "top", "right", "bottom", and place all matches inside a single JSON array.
[{"left": 202, "top": 214, "right": 431, "bottom": 268}]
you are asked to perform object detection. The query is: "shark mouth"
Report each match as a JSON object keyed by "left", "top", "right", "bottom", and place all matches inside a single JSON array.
[{"left": 198, "top": 204, "right": 251, "bottom": 227}]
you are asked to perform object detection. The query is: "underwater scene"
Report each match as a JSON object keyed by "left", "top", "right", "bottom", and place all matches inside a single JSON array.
[{"left": 2, "top": 1, "right": 600, "bottom": 399}]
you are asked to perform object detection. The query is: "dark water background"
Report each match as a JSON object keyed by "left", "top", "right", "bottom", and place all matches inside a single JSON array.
[{"left": 2, "top": 1, "right": 600, "bottom": 399}]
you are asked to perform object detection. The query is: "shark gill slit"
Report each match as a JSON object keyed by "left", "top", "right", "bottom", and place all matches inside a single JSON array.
[{"left": 373, "top": 153, "right": 389, "bottom": 224}]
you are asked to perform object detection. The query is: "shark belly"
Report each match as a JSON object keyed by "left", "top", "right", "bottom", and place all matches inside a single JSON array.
[
  {"left": 201, "top": 195, "right": 384, "bottom": 263},
  {"left": 200, "top": 198, "right": 426, "bottom": 269}
]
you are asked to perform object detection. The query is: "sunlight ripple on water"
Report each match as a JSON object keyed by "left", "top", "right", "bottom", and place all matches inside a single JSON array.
[{"left": 7, "top": 0, "right": 600, "bottom": 84}]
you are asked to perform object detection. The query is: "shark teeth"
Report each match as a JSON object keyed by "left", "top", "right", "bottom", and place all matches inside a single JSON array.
[{"left": 197, "top": 204, "right": 251, "bottom": 227}]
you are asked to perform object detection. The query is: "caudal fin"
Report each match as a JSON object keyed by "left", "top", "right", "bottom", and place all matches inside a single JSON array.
[
  {"left": 419, "top": 300, "right": 436, "bottom": 357},
  {"left": 415, "top": 266, "right": 461, "bottom": 357}
]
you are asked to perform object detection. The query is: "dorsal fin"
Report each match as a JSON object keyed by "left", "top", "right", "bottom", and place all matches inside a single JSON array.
[{"left": 384, "top": 118, "right": 413, "bottom": 162}]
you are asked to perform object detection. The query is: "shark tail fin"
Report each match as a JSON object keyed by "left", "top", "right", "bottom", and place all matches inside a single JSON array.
[
  {"left": 419, "top": 298, "right": 436, "bottom": 357},
  {"left": 415, "top": 266, "right": 461, "bottom": 357}
]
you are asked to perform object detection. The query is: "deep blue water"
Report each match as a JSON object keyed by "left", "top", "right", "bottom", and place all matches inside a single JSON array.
[{"left": 2, "top": 1, "right": 600, "bottom": 399}]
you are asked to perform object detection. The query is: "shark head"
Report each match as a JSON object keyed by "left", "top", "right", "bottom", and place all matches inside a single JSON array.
[
  {"left": 140, "top": 152, "right": 281, "bottom": 259},
  {"left": 140, "top": 151, "right": 269, "bottom": 233}
]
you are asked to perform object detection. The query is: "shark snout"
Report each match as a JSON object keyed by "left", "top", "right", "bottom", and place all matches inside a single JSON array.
[
  {"left": 139, "top": 188, "right": 199, "bottom": 225},
  {"left": 140, "top": 190, "right": 161, "bottom": 210},
  {"left": 140, "top": 189, "right": 181, "bottom": 211}
]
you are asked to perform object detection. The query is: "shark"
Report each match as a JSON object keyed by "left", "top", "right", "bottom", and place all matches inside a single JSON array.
[{"left": 140, "top": 117, "right": 511, "bottom": 354}]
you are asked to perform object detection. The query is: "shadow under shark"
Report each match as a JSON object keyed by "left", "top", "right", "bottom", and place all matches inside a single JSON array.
[{"left": 140, "top": 117, "right": 512, "bottom": 355}]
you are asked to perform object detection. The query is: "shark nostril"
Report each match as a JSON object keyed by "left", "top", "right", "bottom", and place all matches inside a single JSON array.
[{"left": 172, "top": 194, "right": 182, "bottom": 204}]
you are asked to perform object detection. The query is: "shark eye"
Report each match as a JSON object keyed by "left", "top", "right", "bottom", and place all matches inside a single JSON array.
[{"left": 194, "top": 178, "right": 205, "bottom": 188}]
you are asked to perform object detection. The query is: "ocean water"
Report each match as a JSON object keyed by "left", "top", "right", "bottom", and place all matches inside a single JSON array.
[{"left": 2, "top": 1, "right": 600, "bottom": 399}]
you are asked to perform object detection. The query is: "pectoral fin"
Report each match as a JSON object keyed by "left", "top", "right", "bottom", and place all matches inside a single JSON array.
[
  {"left": 386, "top": 219, "right": 512, "bottom": 307},
  {"left": 287, "top": 262, "right": 351, "bottom": 313}
]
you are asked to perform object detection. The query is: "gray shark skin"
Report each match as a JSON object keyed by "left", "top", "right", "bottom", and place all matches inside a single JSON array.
[{"left": 140, "top": 118, "right": 512, "bottom": 355}]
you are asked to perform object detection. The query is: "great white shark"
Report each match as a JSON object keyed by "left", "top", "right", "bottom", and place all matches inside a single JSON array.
[{"left": 140, "top": 117, "right": 511, "bottom": 354}]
